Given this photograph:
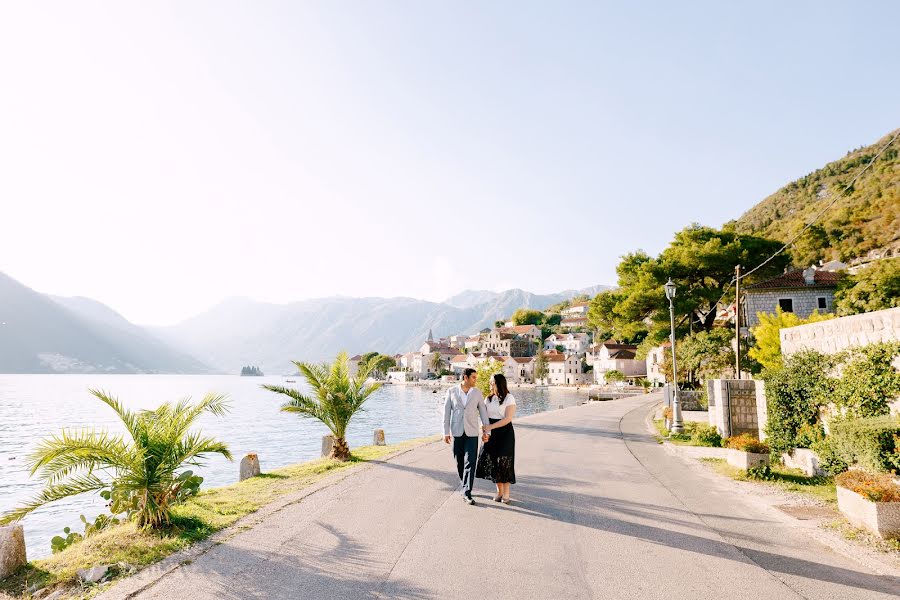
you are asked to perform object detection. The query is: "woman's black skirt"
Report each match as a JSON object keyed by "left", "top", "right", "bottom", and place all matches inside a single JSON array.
[{"left": 475, "top": 418, "right": 516, "bottom": 484}]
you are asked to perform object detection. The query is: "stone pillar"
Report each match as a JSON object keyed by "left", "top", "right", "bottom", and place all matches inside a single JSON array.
[
  {"left": 706, "top": 380, "right": 717, "bottom": 429},
  {"left": 708, "top": 380, "right": 731, "bottom": 438},
  {"left": 373, "top": 429, "right": 386, "bottom": 446},
  {"left": 755, "top": 379, "right": 768, "bottom": 441},
  {"left": 239, "top": 453, "right": 261, "bottom": 481},
  {"left": 0, "top": 523, "right": 26, "bottom": 579},
  {"left": 321, "top": 435, "right": 335, "bottom": 457}
]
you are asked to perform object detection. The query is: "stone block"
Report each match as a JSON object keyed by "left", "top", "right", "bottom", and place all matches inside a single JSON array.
[
  {"left": 0, "top": 524, "right": 26, "bottom": 579},
  {"left": 239, "top": 453, "right": 260, "bottom": 481},
  {"left": 77, "top": 565, "right": 111, "bottom": 583},
  {"left": 781, "top": 448, "right": 824, "bottom": 477},
  {"left": 321, "top": 435, "right": 335, "bottom": 457},
  {"left": 837, "top": 486, "right": 900, "bottom": 539},
  {"left": 727, "top": 449, "right": 769, "bottom": 471},
  {"left": 373, "top": 429, "right": 386, "bottom": 446}
]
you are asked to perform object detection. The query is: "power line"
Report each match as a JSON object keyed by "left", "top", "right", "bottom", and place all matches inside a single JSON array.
[
  {"left": 739, "top": 129, "right": 899, "bottom": 282},
  {"left": 705, "top": 129, "right": 899, "bottom": 321}
]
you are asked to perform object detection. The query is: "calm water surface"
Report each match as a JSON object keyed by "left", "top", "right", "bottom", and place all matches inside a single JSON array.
[{"left": 0, "top": 375, "right": 585, "bottom": 559}]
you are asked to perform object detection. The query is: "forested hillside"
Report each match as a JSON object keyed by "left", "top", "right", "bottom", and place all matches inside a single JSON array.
[{"left": 732, "top": 129, "right": 899, "bottom": 266}]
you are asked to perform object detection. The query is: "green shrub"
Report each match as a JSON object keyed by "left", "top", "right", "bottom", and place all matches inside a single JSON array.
[
  {"left": 795, "top": 423, "right": 826, "bottom": 448},
  {"left": 762, "top": 350, "right": 836, "bottom": 456},
  {"left": 831, "top": 342, "right": 900, "bottom": 418},
  {"left": 725, "top": 433, "right": 770, "bottom": 454},
  {"left": 695, "top": 389, "right": 709, "bottom": 410},
  {"left": 690, "top": 424, "right": 722, "bottom": 447},
  {"left": 746, "top": 465, "right": 775, "bottom": 481},
  {"left": 835, "top": 470, "right": 900, "bottom": 502},
  {"left": 812, "top": 416, "right": 900, "bottom": 475}
]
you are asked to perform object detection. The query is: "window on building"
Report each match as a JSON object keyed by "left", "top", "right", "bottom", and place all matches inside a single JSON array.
[
  {"left": 818, "top": 297, "right": 827, "bottom": 310},
  {"left": 778, "top": 298, "right": 794, "bottom": 313}
]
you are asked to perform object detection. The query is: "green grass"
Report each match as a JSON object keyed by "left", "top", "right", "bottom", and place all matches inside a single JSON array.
[
  {"left": 699, "top": 458, "right": 837, "bottom": 505},
  {"left": 823, "top": 519, "right": 900, "bottom": 554},
  {"left": 0, "top": 437, "right": 436, "bottom": 598},
  {"left": 653, "top": 420, "right": 721, "bottom": 447}
]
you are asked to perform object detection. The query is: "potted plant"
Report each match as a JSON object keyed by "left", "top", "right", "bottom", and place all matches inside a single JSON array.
[
  {"left": 725, "top": 433, "right": 770, "bottom": 470},
  {"left": 638, "top": 378, "right": 651, "bottom": 394},
  {"left": 835, "top": 470, "right": 900, "bottom": 539}
]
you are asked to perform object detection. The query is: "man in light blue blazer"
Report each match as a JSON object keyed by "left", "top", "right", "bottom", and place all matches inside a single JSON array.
[{"left": 443, "top": 367, "right": 491, "bottom": 505}]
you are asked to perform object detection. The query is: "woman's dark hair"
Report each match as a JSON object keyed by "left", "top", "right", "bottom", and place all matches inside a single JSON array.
[{"left": 491, "top": 373, "right": 510, "bottom": 404}]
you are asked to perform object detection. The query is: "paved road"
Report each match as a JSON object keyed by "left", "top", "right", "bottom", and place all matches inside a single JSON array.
[{"left": 102, "top": 394, "right": 899, "bottom": 599}]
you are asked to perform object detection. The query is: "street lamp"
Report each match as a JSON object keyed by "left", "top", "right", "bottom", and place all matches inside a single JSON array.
[{"left": 664, "top": 279, "right": 684, "bottom": 433}]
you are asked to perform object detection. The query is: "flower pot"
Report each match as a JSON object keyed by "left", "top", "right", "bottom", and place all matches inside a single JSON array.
[
  {"left": 837, "top": 486, "right": 900, "bottom": 539},
  {"left": 726, "top": 448, "right": 769, "bottom": 470}
]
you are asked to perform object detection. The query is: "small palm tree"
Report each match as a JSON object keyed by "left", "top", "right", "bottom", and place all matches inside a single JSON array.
[
  {"left": 430, "top": 351, "right": 444, "bottom": 374},
  {"left": 1, "top": 390, "right": 231, "bottom": 528},
  {"left": 263, "top": 352, "right": 381, "bottom": 461}
]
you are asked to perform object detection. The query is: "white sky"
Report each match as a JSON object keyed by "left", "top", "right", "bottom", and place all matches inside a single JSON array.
[{"left": 1, "top": 2, "right": 897, "bottom": 325}]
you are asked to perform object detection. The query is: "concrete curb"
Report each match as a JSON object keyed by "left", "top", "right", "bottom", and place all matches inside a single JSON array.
[{"left": 94, "top": 439, "right": 439, "bottom": 600}]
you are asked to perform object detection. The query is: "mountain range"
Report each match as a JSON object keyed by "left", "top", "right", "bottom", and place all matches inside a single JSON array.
[
  {"left": 0, "top": 270, "right": 606, "bottom": 374},
  {"left": 150, "top": 286, "right": 608, "bottom": 374},
  {"left": 0, "top": 272, "right": 210, "bottom": 374}
]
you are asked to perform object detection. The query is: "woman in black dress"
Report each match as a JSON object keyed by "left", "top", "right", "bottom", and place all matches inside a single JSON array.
[{"left": 476, "top": 373, "right": 517, "bottom": 503}]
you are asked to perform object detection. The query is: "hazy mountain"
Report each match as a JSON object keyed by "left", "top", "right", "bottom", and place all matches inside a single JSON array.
[
  {"left": 0, "top": 272, "right": 211, "bottom": 374},
  {"left": 156, "top": 285, "right": 611, "bottom": 374},
  {"left": 444, "top": 290, "right": 501, "bottom": 309}
]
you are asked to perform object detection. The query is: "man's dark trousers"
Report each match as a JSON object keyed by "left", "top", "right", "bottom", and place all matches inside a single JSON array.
[{"left": 453, "top": 434, "right": 479, "bottom": 498}]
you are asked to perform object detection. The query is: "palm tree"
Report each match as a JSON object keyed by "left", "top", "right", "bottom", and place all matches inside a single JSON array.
[
  {"left": 430, "top": 351, "right": 444, "bottom": 374},
  {"left": 263, "top": 352, "right": 381, "bottom": 461},
  {"left": 1, "top": 390, "right": 231, "bottom": 528}
]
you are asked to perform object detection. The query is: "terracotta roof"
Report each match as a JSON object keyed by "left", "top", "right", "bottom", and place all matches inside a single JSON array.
[
  {"left": 744, "top": 269, "right": 842, "bottom": 290},
  {"left": 546, "top": 354, "right": 566, "bottom": 362},
  {"left": 507, "top": 325, "right": 539, "bottom": 333},
  {"left": 451, "top": 355, "right": 469, "bottom": 363},
  {"left": 349, "top": 354, "right": 363, "bottom": 361},
  {"left": 510, "top": 357, "right": 534, "bottom": 363},
  {"left": 602, "top": 342, "right": 638, "bottom": 351},
  {"left": 608, "top": 349, "right": 637, "bottom": 359}
]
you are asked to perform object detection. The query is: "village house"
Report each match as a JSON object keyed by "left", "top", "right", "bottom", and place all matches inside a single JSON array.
[
  {"left": 482, "top": 327, "right": 534, "bottom": 357},
  {"left": 448, "top": 335, "right": 466, "bottom": 348},
  {"left": 561, "top": 301, "right": 590, "bottom": 318},
  {"left": 540, "top": 351, "right": 589, "bottom": 385},
  {"left": 742, "top": 266, "right": 842, "bottom": 328},
  {"left": 450, "top": 354, "right": 471, "bottom": 377},
  {"left": 544, "top": 332, "right": 590, "bottom": 355},
  {"left": 645, "top": 343, "right": 669, "bottom": 385},
  {"left": 560, "top": 316, "right": 589, "bottom": 330},
  {"left": 464, "top": 335, "right": 482, "bottom": 351},
  {"left": 502, "top": 356, "right": 535, "bottom": 384},
  {"left": 590, "top": 341, "right": 647, "bottom": 384},
  {"left": 500, "top": 324, "right": 543, "bottom": 343},
  {"left": 348, "top": 354, "right": 364, "bottom": 376}
]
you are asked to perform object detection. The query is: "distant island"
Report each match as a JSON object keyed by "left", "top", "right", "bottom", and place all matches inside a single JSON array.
[{"left": 240, "top": 365, "right": 264, "bottom": 376}]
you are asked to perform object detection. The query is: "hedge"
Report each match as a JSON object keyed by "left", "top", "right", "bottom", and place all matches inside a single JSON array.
[{"left": 813, "top": 415, "right": 900, "bottom": 475}]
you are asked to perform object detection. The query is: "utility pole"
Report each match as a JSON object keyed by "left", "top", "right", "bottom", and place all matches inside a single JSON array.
[{"left": 735, "top": 265, "right": 741, "bottom": 380}]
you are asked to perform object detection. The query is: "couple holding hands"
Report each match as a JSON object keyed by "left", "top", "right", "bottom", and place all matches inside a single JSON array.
[{"left": 442, "top": 368, "right": 517, "bottom": 505}]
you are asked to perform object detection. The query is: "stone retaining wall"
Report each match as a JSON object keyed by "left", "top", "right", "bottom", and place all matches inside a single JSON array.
[{"left": 781, "top": 307, "right": 900, "bottom": 355}]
